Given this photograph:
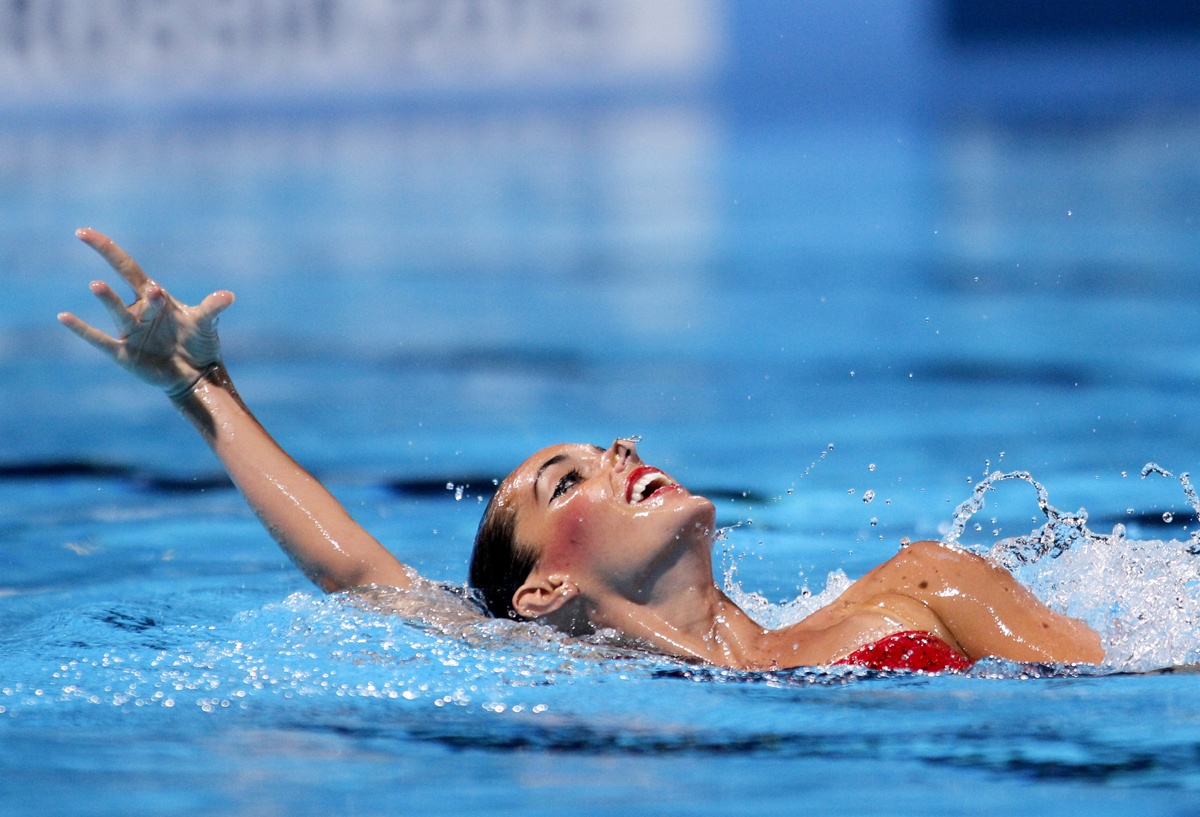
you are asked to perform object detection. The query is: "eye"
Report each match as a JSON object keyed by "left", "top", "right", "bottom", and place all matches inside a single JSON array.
[{"left": 551, "top": 469, "right": 584, "bottom": 501}]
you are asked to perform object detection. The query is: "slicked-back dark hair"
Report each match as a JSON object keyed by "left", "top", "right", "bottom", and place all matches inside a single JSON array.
[{"left": 468, "top": 490, "right": 538, "bottom": 619}]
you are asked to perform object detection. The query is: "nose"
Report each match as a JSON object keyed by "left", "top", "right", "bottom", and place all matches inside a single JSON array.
[{"left": 607, "top": 438, "right": 641, "bottom": 469}]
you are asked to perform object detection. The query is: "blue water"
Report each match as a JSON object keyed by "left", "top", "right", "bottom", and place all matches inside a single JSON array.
[{"left": 3, "top": 103, "right": 1200, "bottom": 815}]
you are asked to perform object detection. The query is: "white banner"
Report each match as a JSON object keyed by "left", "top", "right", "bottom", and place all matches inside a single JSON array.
[{"left": 0, "top": 0, "right": 722, "bottom": 105}]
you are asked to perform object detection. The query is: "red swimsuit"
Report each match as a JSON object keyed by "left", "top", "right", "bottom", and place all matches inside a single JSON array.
[{"left": 834, "top": 630, "right": 973, "bottom": 672}]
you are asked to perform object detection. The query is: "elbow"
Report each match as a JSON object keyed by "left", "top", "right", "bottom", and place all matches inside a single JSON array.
[
  {"left": 299, "top": 561, "right": 359, "bottom": 594},
  {"left": 1079, "top": 629, "right": 1107, "bottom": 665},
  {"left": 316, "top": 575, "right": 348, "bottom": 594}
]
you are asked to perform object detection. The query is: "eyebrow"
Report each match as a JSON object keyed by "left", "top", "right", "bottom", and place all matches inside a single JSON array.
[
  {"left": 531, "top": 445, "right": 606, "bottom": 503},
  {"left": 533, "top": 454, "right": 570, "bottom": 503}
]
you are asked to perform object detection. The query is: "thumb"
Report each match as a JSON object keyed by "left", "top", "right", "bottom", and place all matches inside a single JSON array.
[{"left": 197, "top": 290, "right": 235, "bottom": 321}]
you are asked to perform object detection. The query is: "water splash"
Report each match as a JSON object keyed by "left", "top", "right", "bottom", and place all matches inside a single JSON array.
[
  {"left": 1141, "top": 463, "right": 1200, "bottom": 552},
  {"left": 727, "top": 466, "right": 1200, "bottom": 672},
  {"left": 942, "top": 470, "right": 1091, "bottom": 567},
  {"left": 1141, "top": 462, "right": 1183, "bottom": 480},
  {"left": 795, "top": 443, "right": 836, "bottom": 481},
  {"left": 937, "top": 467, "right": 1200, "bottom": 670},
  {"left": 723, "top": 568, "right": 853, "bottom": 632}
]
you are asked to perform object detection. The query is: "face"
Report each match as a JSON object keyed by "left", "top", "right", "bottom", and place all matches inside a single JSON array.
[{"left": 495, "top": 439, "right": 716, "bottom": 604}]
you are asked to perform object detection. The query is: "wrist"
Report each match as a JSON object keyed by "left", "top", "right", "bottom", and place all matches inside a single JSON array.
[
  {"left": 167, "top": 362, "right": 222, "bottom": 403},
  {"left": 171, "top": 361, "right": 250, "bottom": 440}
]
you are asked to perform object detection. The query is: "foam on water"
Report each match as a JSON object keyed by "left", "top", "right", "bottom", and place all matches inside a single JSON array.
[
  {"left": 722, "top": 566, "right": 855, "bottom": 632},
  {"left": 0, "top": 581, "right": 659, "bottom": 727},
  {"left": 968, "top": 467, "right": 1200, "bottom": 672},
  {"left": 6, "top": 464, "right": 1200, "bottom": 732}
]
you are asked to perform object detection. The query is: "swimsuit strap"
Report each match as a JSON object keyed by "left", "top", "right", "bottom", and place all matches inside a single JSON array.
[{"left": 834, "top": 630, "right": 973, "bottom": 672}]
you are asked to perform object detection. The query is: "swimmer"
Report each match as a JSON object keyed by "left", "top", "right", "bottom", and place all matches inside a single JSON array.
[{"left": 59, "top": 228, "right": 1105, "bottom": 672}]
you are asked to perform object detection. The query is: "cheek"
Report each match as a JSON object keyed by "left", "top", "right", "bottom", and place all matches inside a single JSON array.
[{"left": 539, "top": 512, "right": 595, "bottom": 568}]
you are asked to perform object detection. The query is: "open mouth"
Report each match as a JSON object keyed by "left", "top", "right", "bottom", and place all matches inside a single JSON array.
[{"left": 625, "top": 466, "right": 677, "bottom": 504}]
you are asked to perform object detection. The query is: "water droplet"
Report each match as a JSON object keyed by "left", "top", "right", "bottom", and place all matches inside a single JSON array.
[
  {"left": 454, "top": 485, "right": 464, "bottom": 501},
  {"left": 900, "top": 537, "right": 911, "bottom": 546},
  {"left": 868, "top": 463, "right": 876, "bottom": 472},
  {"left": 863, "top": 490, "right": 875, "bottom": 503},
  {"left": 1121, "top": 471, "right": 1128, "bottom": 478},
  {"left": 1142, "top": 462, "right": 1174, "bottom": 479},
  {"left": 870, "top": 517, "right": 878, "bottom": 527},
  {"left": 847, "top": 488, "right": 856, "bottom": 496},
  {"left": 1163, "top": 512, "right": 1175, "bottom": 523},
  {"left": 445, "top": 482, "right": 454, "bottom": 491},
  {"left": 828, "top": 443, "right": 835, "bottom": 451}
]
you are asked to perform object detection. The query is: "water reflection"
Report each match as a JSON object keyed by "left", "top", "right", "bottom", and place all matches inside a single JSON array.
[
  {"left": 933, "top": 114, "right": 1200, "bottom": 293},
  {"left": 0, "top": 103, "right": 720, "bottom": 353}
]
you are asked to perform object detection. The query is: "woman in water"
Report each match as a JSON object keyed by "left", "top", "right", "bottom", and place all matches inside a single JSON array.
[{"left": 59, "top": 228, "right": 1104, "bottom": 672}]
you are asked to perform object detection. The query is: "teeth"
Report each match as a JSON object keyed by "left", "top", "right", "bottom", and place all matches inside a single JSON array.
[{"left": 630, "top": 471, "right": 668, "bottom": 503}]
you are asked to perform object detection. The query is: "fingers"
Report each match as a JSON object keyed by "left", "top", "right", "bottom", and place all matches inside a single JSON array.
[
  {"left": 76, "top": 227, "right": 153, "bottom": 294},
  {"left": 71, "top": 230, "right": 234, "bottom": 349},
  {"left": 57, "top": 311, "right": 121, "bottom": 356},
  {"left": 89, "top": 279, "right": 135, "bottom": 332}
]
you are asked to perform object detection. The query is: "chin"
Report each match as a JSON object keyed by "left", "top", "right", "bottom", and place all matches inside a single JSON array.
[
  {"left": 678, "top": 494, "right": 717, "bottom": 540},
  {"left": 632, "top": 489, "right": 716, "bottom": 546}
]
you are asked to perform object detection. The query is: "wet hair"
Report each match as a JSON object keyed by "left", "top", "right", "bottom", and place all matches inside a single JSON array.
[{"left": 468, "top": 489, "right": 538, "bottom": 619}]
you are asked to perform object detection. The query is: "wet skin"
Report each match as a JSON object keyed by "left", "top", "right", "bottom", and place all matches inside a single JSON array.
[
  {"left": 502, "top": 441, "right": 717, "bottom": 607},
  {"left": 63, "top": 229, "right": 1104, "bottom": 671},
  {"left": 490, "top": 440, "right": 1105, "bottom": 669}
]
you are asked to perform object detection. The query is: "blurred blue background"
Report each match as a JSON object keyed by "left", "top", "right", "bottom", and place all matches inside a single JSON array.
[{"left": 2, "top": 0, "right": 1199, "bottom": 559}]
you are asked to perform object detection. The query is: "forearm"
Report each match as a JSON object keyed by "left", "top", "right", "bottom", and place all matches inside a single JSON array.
[{"left": 174, "top": 364, "right": 411, "bottom": 592}]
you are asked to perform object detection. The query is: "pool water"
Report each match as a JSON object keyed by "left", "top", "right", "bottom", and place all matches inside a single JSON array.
[{"left": 3, "top": 103, "right": 1200, "bottom": 815}]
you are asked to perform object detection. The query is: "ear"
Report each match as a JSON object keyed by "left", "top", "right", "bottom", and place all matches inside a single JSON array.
[{"left": 512, "top": 572, "right": 579, "bottom": 620}]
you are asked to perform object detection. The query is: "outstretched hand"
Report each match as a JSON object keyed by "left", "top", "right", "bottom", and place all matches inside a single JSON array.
[{"left": 58, "top": 228, "right": 235, "bottom": 399}]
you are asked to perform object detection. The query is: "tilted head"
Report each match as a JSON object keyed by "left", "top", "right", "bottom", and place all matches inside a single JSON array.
[{"left": 468, "top": 439, "right": 717, "bottom": 631}]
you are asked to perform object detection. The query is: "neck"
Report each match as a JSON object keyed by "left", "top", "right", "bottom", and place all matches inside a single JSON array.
[
  {"left": 577, "top": 510, "right": 783, "bottom": 669},
  {"left": 590, "top": 582, "right": 778, "bottom": 670}
]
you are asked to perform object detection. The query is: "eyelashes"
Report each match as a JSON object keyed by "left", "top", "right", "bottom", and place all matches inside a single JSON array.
[{"left": 551, "top": 468, "right": 584, "bottom": 501}]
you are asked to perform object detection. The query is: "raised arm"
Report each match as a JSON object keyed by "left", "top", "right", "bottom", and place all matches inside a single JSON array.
[{"left": 59, "top": 228, "right": 411, "bottom": 592}]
